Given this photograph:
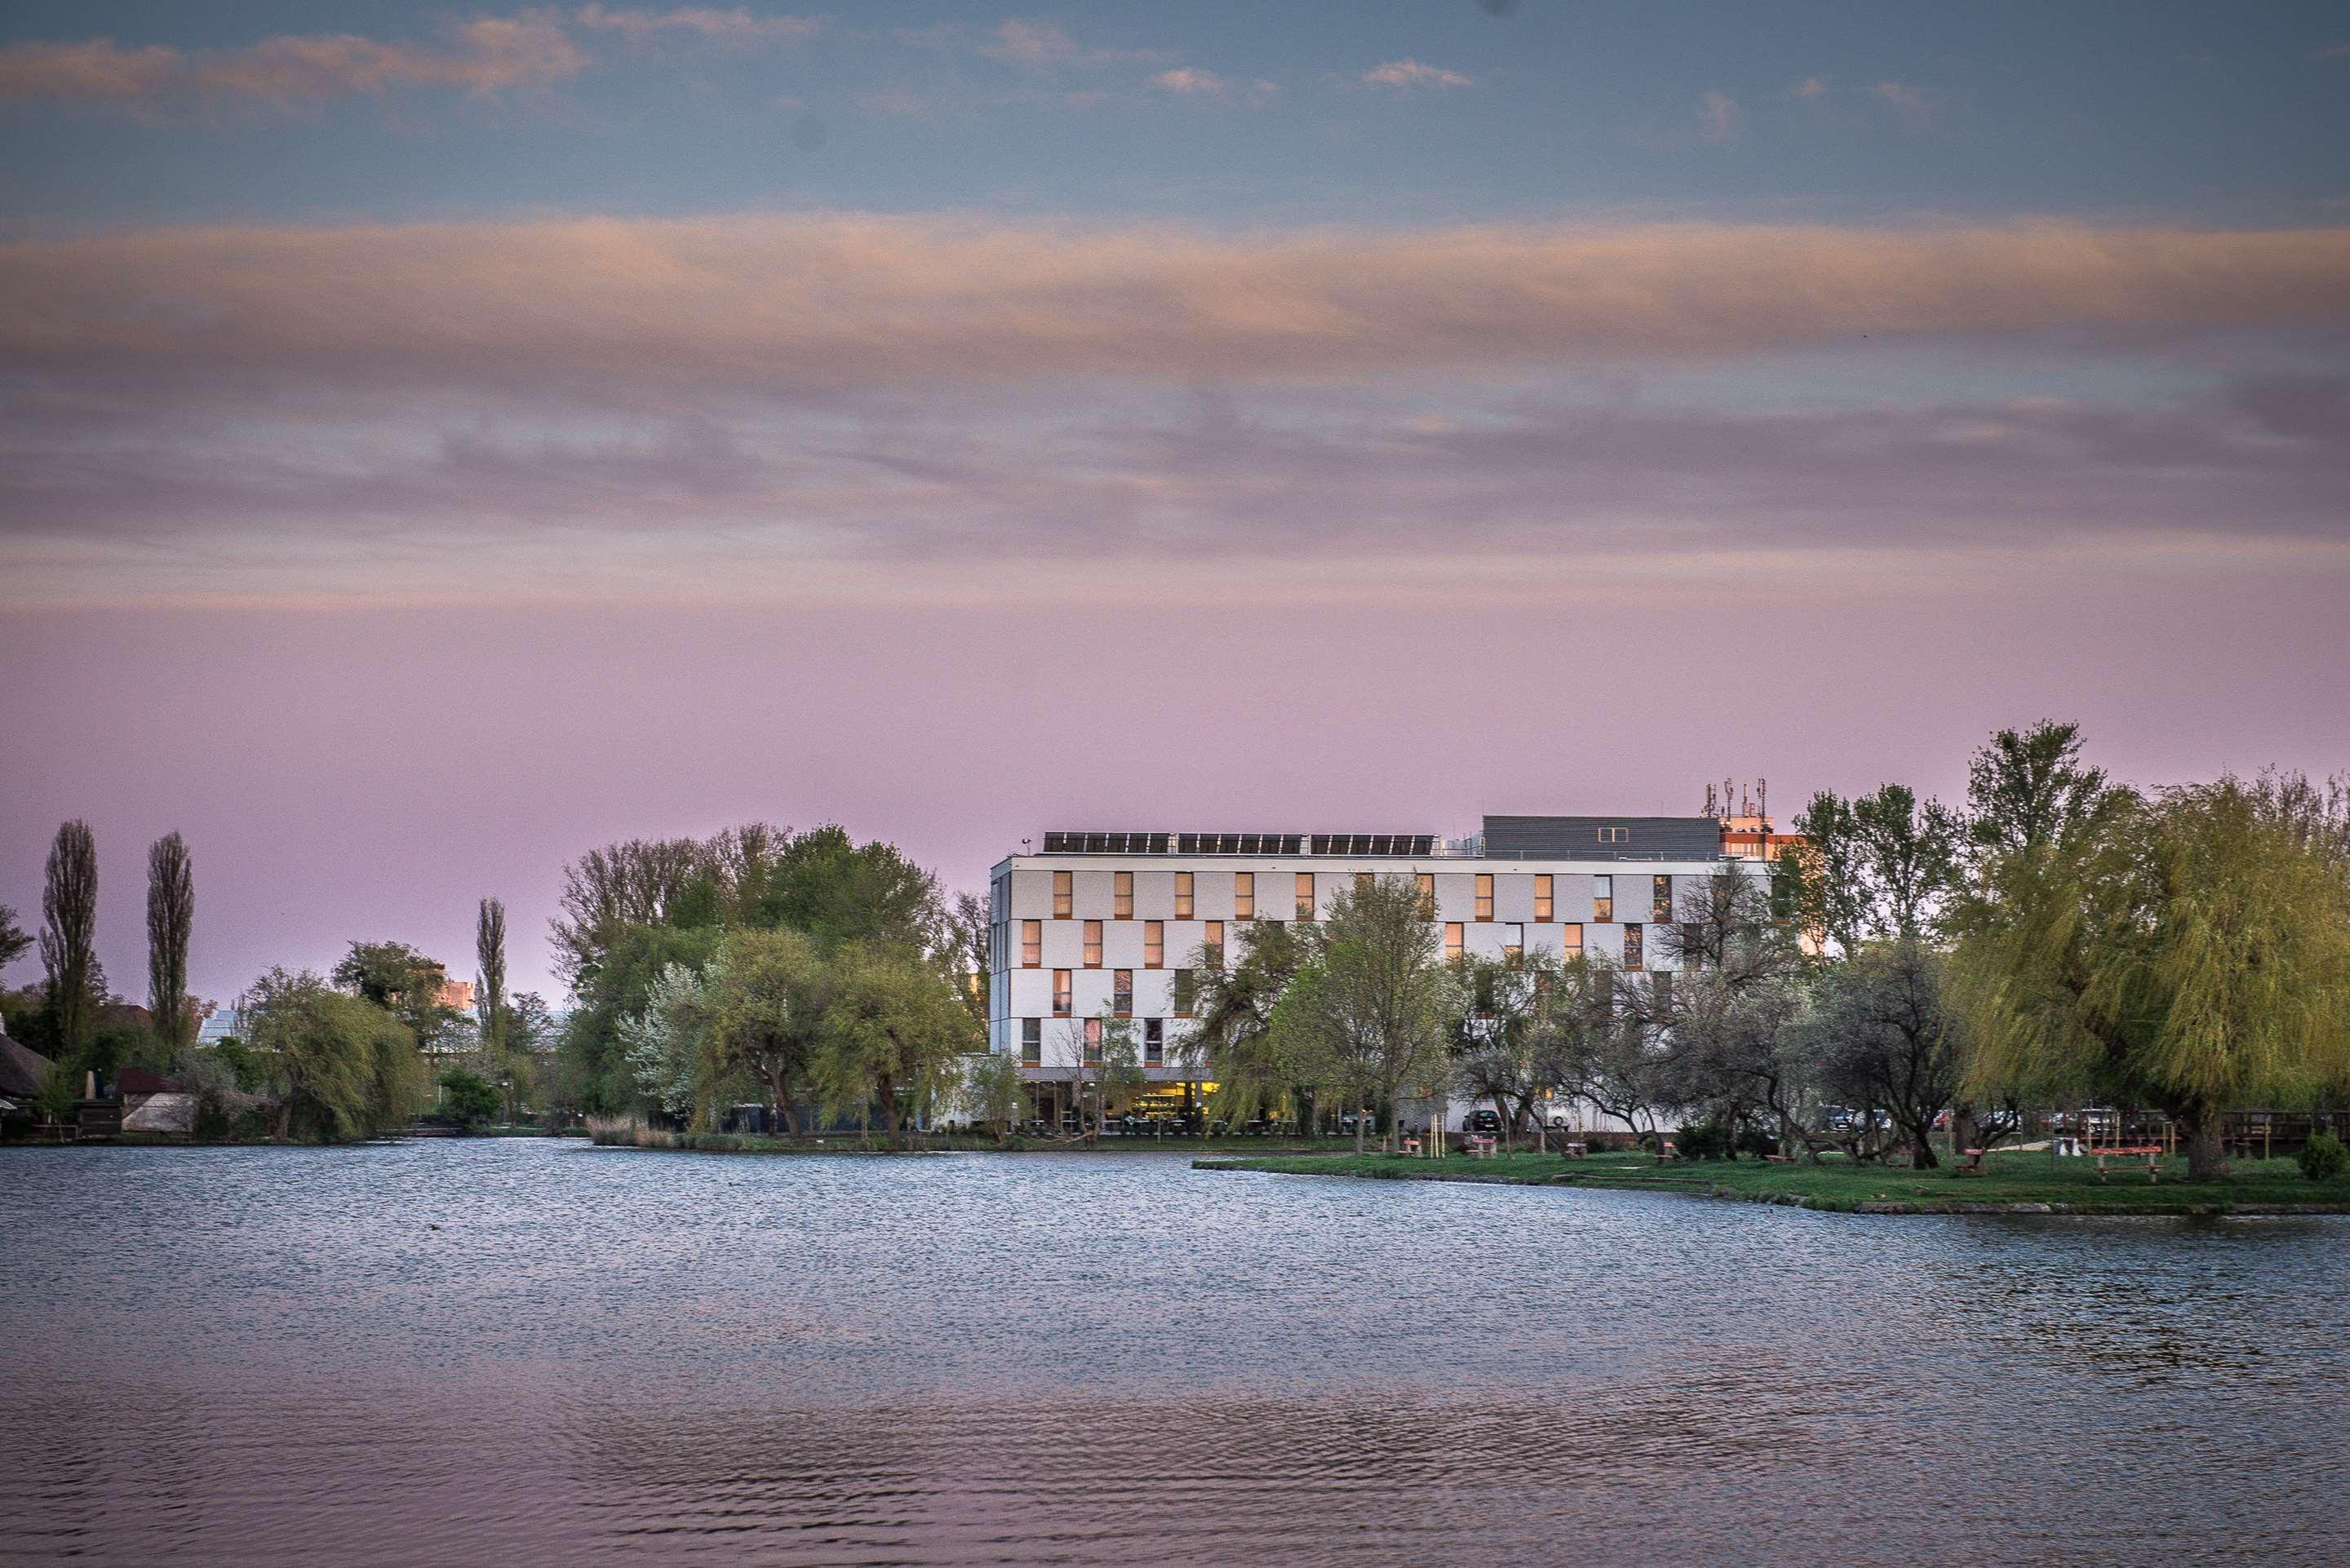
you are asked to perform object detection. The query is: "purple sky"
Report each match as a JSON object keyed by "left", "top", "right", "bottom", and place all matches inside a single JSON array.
[{"left": 2, "top": 3, "right": 2347, "bottom": 1003}]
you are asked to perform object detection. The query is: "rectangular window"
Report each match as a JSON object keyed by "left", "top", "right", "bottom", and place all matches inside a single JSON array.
[
  {"left": 1474, "top": 873, "right": 1494, "bottom": 921},
  {"left": 1021, "top": 1017, "right": 1041, "bottom": 1065},
  {"left": 1505, "top": 923, "right": 1523, "bottom": 964},
  {"left": 1083, "top": 919, "right": 1103, "bottom": 968},
  {"left": 1593, "top": 875, "right": 1613, "bottom": 924},
  {"left": 1144, "top": 1017, "right": 1164, "bottom": 1067},
  {"left": 1021, "top": 919, "right": 1041, "bottom": 968},
  {"left": 1233, "top": 872, "right": 1253, "bottom": 920},
  {"left": 1416, "top": 873, "right": 1435, "bottom": 919},
  {"left": 1534, "top": 875, "right": 1553, "bottom": 923},
  {"left": 1113, "top": 969, "right": 1133, "bottom": 1017},
  {"left": 1561, "top": 923, "right": 1584, "bottom": 956},
  {"left": 1296, "top": 872, "right": 1315, "bottom": 920},
  {"left": 1084, "top": 1017, "right": 1102, "bottom": 1064},
  {"left": 1144, "top": 920, "right": 1164, "bottom": 968},
  {"left": 1598, "top": 826, "right": 1629, "bottom": 844},
  {"left": 1653, "top": 874, "right": 1674, "bottom": 924},
  {"left": 1115, "top": 871, "right": 1133, "bottom": 919},
  {"left": 1623, "top": 924, "right": 1643, "bottom": 971},
  {"left": 1445, "top": 922, "right": 1465, "bottom": 963},
  {"left": 1053, "top": 970, "right": 1072, "bottom": 1016},
  {"left": 1204, "top": 920, "right": 1225, "bottom": 968},
  {"left": 1174, "top": 871, "right": 1194, "bottom": 919},
  {"left": 1053, "top": 870, "right": 1072, "bottom": 919},
  {"left": 1173, "top": 969, "right": 1196, "bottom": 1017}
]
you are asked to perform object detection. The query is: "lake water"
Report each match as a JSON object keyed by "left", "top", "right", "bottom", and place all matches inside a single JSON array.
[{"left": 2, "top": 1139, "right": 2345, "bottom": 1566}]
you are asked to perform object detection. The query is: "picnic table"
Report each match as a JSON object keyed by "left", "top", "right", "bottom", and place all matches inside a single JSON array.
[
  {"left": 1953, "top": 1147, "right": 1987, "bottom": 1176},
  {"left": 2093, "top": 1144, "right": 2165, "bottom": 1183},
  {"left": 1401, "top": 1136, "right": 1421, "bottom": 1156},
  {"left": 1465, "top": 1134, "right": 1497, "bottom": 1158}
]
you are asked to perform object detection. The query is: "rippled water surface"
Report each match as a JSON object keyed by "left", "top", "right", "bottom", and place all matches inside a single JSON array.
[{"left": 3, "top": 1140, "right": 2345, "bottom": 1566}]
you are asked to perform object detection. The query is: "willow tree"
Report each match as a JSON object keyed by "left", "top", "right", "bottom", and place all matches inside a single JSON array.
[
  {"left": 41, "top": 820, "right": 100, "bottom": 1062},
  {"left": 1956, "top": 777, "right": 2350, "bottom": 1178},
  {"left": 146, "top": 832, "right": 195, "bottom": 1052}
]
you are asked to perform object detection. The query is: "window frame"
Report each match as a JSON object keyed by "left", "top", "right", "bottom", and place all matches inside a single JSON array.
[
  {"left": 1444, "top": 922, "right": 1465, "bottom": 963},
  {"left": 1173, "top": 871, "right": 1194, "bottom": 919},
  {"left": 1053, "top": 870, "right": 1072, "bottom": 919},
  {"left": 1144, "top": 919, "right": 1164, "bottom": 968},
  {"left": 1052, "top": 969, "right": 1072, "bottom": 1017},
  {"left": 1474, "top": 873, "right": 1494, "bottom": 922},
  {"left": 1020, "top": 919, "right": 1041, "bottom": 968},
  {"left": 1021, "top": 1017, "right": 1041, "bottom": 1065},
  {"left": 1113, "top": 968, "right": 1133, "bottom": 1017},
  {"left": 1533, "top": 874, "right": 1553, "bottom": 923},
  {"left": 1083, "top": 919, "right": 1103, "bottom": 968},
  {"left": 1114, "top": 871, "right": 1133, "bottom": 919},
  {"left": 1296, "top": 871, "right": 1316, "bottom": 921},
  {"left": 1233, "top": 872, "right": 1253, "bottom": 920}
]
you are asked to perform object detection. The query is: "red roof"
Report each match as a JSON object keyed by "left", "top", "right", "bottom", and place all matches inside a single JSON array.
[{"left": 117, "top": 1068, "right": 185, "bottom": 1096}]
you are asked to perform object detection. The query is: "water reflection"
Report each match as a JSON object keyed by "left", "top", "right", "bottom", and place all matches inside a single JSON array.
[{"left": 2, "top": 1143, "right": 2345, "bottom": 1566}]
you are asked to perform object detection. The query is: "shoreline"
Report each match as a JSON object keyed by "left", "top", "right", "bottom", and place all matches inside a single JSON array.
[{"left": 1193, "top": 1152, "right": 2350, "bottom": 1216}]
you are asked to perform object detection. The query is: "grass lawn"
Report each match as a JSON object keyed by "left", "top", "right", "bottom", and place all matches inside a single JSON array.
[{"left": 1195, "top": 1146, "right": 2350, "bottom": 1213}]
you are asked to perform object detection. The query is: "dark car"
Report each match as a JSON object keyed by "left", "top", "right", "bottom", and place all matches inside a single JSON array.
[{"left": 1465, "top": 1109, "right": 1503, "bottom": 1134}]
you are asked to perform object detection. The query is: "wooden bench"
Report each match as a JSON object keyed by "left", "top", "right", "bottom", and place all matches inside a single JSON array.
[
  {"left": 1763, "top": 1154, "right": 1794, "bottom": 1164},
  {"left": 1563, "top": 1141, "right": 1588, "bottom": 1158},
  {"left": 2094, "top": 1144, "right": 2164, "bottom": 1184},
  {"left": 1465, "top": 1134, "right": 1497, "bottom": 1158},
  {"left": 1953, "top": 1147, "right": 1987, "bottom": 1176}
]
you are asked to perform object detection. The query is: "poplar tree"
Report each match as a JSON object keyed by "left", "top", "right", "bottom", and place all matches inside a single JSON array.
[
  {"left": 147, "top": 831, "right": 195, "bottom": 1052},
  {"left": 475, "top": 897, "right": 508, "bottom": 1059},
  {"left": 41, "top": 820, "right": 100, "bottom": 1062}
]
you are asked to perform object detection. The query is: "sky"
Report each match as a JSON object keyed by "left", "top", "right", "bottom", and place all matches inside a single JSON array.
[{"left": 2, "top": 2, "right": 2347, "bottom": 1005}]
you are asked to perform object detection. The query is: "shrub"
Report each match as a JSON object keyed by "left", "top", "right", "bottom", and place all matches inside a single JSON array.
[
  {"left": 2299, "top": 1129, "right": 2348, "bottom": 1182},
  {"left": 438, "top": 1069, "right": 502, "bottom": 1128},
  {"left": 1675, "top": 1120, "right": 1736, "bottom": 1161}
]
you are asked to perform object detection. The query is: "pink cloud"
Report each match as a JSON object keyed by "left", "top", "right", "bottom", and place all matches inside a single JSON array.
[
  {"left": 570, "top": 7, "right": 820, "bottom": 46},
  {"left": 0, "top": 14, "right": 588, "bottom": 104},
  {"left": 1363, "top": 59, "right": 1473, "bottom": 90},
  {"left": 1698, "top": 90, "right": 1742, "bottom": 143},
  {"left": 7, "top": 215, "right": 2346, "bottom": 392},
  {"left": 1154, "top": 67, "right": 1225, "bottom": 95}
]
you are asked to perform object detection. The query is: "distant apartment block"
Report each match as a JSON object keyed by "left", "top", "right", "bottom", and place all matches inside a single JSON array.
[{"left": 986, "top": 812, "right": 1781, "bottom": 1120}]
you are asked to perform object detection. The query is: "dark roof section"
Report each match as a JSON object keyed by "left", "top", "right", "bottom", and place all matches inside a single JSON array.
[
  {"left": 117, "top": 1069, "right": 185, "bottom": 1096},
  {"left": 1481, "top": 815, "right": 1726, "bottom": 862},
  {"left": 1, "top": 1032, "right": 55, "bottom": 1100},
  {"left": 1040, "top": 831, "right": 1434, "bottom": 857}
]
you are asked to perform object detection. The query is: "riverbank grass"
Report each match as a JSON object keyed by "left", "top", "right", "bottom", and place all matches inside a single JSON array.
[{"left": 1196, "top": 1147, "right": 2350, "bottom": 1213}]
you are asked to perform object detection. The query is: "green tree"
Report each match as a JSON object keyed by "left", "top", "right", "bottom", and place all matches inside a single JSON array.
[
  {"left": 1269, "top": 875, "right": 1447, "bottom": 1152},
  {"left": 698, "top": 927, "right": 827, "bottom": 1133},
  {"left": 814, "top": 943, "right": 978, "bottom": 1137},
  {"left": 475, "top": 897, "right": 508, "bottom": 1060},
  {"left": 1184, "top": 918, "right": 1310, "bottom": 1129},
  {"left": 1956, "top": 777, "right": 2350, "bottom": 1178},
  {"left": 561, "top": 923, "right": 721, "bottom": 1113},
  {"left": 245, "top": 967, "right": 428, "bottom": 1141},
  {"left": 964, "top": 1049, "right": 1027, "bottom": 1142},
  {"left": 1964, "top": 720, "right": 2113, "bottom": 861},
  {"left": 146, "top": 831, "right": 195, "bottom": 1054},
  {"left": 0, "top": 903, "right": 32, "bottom": 975},
  {"left": 1795, "top": 785, "right": 1962, "bottom": 953},
  {"left": 40, "top": 820, "right": 100, "bottom": 1065},
  {"left": 332, "top": 941, "right": 461, "bottom": 1058}
]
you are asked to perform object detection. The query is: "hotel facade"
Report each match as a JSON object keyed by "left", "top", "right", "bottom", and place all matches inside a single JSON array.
[{"left": 985, "top": 813, "right": 1771, "bottom": 1126}]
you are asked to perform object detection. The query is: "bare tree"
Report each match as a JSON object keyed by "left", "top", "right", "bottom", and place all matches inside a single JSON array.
[{"left": 41, "top": 820, "right": 100, "bottom": 1062}]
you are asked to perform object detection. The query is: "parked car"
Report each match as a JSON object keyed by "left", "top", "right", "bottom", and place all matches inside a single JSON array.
[{"left": 1465, "top": 1109, "right": 1503, "bottom": 1134}]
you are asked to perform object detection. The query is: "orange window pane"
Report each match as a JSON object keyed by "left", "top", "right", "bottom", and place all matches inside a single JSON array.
[
  {"left": 1145, "top": 920, "right": 1164, "bottom": 968},
  {"left": 1083, "top": 920, "right": 1102, "bottom": 967},
  {"left": 1296, "top": 873, "right": 1315, "bottom": 920},
  {"left": 1115, "top": 871, "right": 1133, "bottom": 919},
  {"left": 1444, "top": 923, "right": 1464, "bottom": 962},
  {"left": 1053, "top": 870, "right": 1072, "bottom": 919},
  {"left": 1021, "top": 919, "right": 1041, "bottom": 967},
  {"left": 1234, "top": 872, "right": 1253, "bottom": 920},
  {"left": 1174, "top": 872, "right": 1193, "bottom": 919},
  {"left": 1474, "top": 874, "right": 1493, "bottom": 921},
  {"left": 1534, "top": 875, "right": 1553, "bottom": 923}
]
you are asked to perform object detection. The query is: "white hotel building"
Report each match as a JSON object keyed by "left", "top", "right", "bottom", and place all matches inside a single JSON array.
[{"left": 985, "top": 814, "right": 1748, "bottom": 1123}]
